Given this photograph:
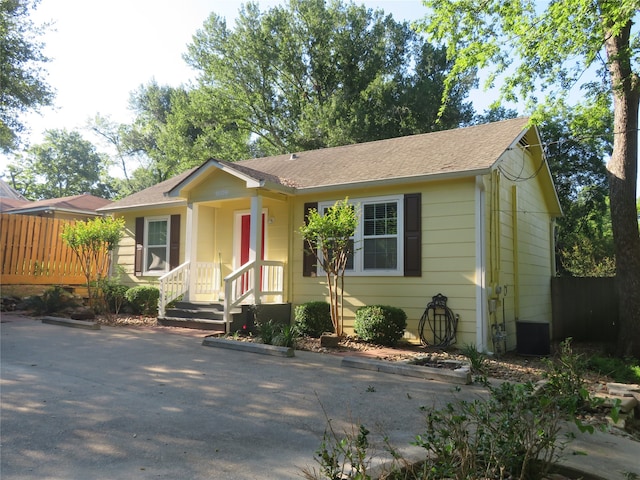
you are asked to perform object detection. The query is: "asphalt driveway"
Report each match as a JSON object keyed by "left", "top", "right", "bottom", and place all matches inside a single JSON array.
[{"left": 1, "top": 314, "right": 482, "bottom": 480}]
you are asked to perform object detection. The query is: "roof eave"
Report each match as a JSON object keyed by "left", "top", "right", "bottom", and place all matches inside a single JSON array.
[
  {"left": 97, "top": 199, "right": 187, "bottom": 214},
  {"left": 294, "top": 168, "right": 492, "bottom": 194},
  {"left": 7, "top": 206, "right": 106, "bottom": 216}
]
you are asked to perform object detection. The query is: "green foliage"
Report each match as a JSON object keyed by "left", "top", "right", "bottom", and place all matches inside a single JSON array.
[
  {"left": 418, "top": 0, "right": 640, "bottom": 357},
  {"left": 256, "top": 320, "right": 298, "bottom": 348},
  {"left": 299, "top": 198, "right": 358, "bottom": 336},
  {"left": 6, "top": 129, "right": 115, "bottom": 200},
  {"left": 461, "top": 344, "right": 488, "bottom": 374},
  {"left": 354, "top": 305, "right": 407, "bottom": 346},
  {"left": 0, "top": 0, "right": 54, "bottom": 152},
  {"left": 587, "top": 355, "right": 640, "bottom": 384},
  {"left": 256, "top": 319, "right": 279, "bottom": 345},
  {"left": 302, "top": 422, "right": 373, "bottom": 480},
  {"left": 26, "top": 286, "right": 79, "bottom": 315},
  {"left": 100, "top": 278, "right": 129, "bottom": 315},
  {"left": 61, "top": 216, "right": 125, "bottom": 309},
  {"left": 541, "top": 114, "right": 615, "bottom": 277},
  {"left": 124, "top": 285, "right": 159, "bottom": 316},
  {"left": 294, "top": 301, "right": 333, "bottom": 338},
  {"left": 184, "top": 0, "right": 474, "bottom": 157},
  {"left": 307, "top": 337, "right": 601, "bottom": 480},
  {"left": 273, "top": 323, "right": 299, "bottom": 348},
  {"left": 542, "top": 338, "right": 590, "bottom": 417}
]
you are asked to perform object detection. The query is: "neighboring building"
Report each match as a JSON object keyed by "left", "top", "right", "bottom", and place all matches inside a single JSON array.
[
  {"left": 2, "top": 193, "right": 112, "bottom": 220},
  {"left": 98, "top": 118, "right": 562, "bottom": 352},
  {"left": 0, "top": 179, "right": 30, "bottom": 212}
]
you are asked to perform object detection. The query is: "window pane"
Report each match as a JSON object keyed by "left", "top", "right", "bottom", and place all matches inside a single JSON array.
[
  {"left": 364, "top": 202, "right": 397, "bottom": 236},
  {"left": 148, "top": 220, "right": 167, "bottom": 246},
  {"left": 364, "top": 238, "right": 397, "bottom": 269},
  {"left": 147, "top": 247, "right": 168, "bottom": 271}
]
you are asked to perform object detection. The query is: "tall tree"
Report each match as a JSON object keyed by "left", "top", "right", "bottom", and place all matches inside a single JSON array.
[
  {"left": 116, "top": 81, "right": 251, "bottom": 190},
  {"left": 184, "top": 0, "right": 475, "bottom": 155},
  {"left": 541, "top": 111, "right": 615, "bottom": 277},
  {"left": 420, "top": 0, "right": 640, "bottom": 358},
  {"left": 6, "top": 129, "right": 114, "bottom": 200},
  {"left": 0, "top": 0, "right": 54, "bottom": 152}
]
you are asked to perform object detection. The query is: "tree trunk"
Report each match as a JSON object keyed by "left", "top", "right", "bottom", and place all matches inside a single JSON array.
[{"left": 604, "top": 21, "right": 640, "bottom": 358}]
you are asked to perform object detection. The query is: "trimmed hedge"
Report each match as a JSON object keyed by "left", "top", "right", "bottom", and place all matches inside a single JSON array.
[
  {"left": 125, "top": 285, "right": 159, "bottom": 315},
  {"left": 354, "top": 305, "right": 407, "bottom": 346},
  {"left": 294, "top": 301, "right": 333, "bottom": 337}
]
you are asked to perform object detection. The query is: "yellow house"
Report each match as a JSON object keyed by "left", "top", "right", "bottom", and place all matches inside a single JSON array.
[{"left": 98, "top": 117, "right": 562, "bottom": 353}]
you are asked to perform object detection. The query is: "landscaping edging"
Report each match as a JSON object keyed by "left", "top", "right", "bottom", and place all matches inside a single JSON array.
[
  {"left": 341, "top": 356, "right": 472, "bottom": 385},
  {"left": 42, "top": 316, "right": 100, "bottom": 330},
  {"left": 202, "top": 337, "right": 294, "bottom": 357}
]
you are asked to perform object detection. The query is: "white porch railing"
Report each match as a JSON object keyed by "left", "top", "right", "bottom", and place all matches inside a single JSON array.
[
  {"left": 158, "top": 261, "right": 221, "bottom": 317},
  {"left": 223, "top": 260, "right": 285, "bottom": 328},
  {"left": 158, "top": 260, "right": 284, "bottom": 331},
  {"left": 159, "top": 261, "right": 190, "bottom": 317}
]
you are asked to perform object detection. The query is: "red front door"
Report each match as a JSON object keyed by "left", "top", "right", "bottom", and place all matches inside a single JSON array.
[{"left": 239, "top": 213, "right": 265, "bottom": 293}]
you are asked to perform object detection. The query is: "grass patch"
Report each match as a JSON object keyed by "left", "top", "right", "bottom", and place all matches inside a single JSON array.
[{"left": 587, "top": 355, "right": 640, "bottom": 384}]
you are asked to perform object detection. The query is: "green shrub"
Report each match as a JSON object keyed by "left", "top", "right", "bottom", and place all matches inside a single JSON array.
[
  {"left": 124, "top": 285, "right": 159, "bottom": 315},
  {"left": 273, "top": 324, "right": 298, "bottom": 348},
  {"left": 101, "top": 279, "right": 129, "bottom": 314},
  {"left": 354, "top": 305, "right": 407, "bottom": 346},
  {"left": 26, "top": 286, "right": 79, "bottom": 315},
  {"left": 256, "top": 319, "right": 279, "bottom": 345},
  {"left": 587, "top": 355, "right": 640, "bottom": 384},
  {"left": 294, "top": 301, "right": 333, "bottom": 337}
]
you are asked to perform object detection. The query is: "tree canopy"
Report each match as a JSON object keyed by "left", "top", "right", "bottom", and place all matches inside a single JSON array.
[
  {"left": 184, "top": 0, "right": 475, "bottom": 156},
  {"left": 0, "top": 0, "right": 54, "bottom": 152},
  {"left": 5, "top": 129, "right": 114, "bottom": 200},
  {"left": 419, "top": 0, "right": 640, "bottom": 357}
]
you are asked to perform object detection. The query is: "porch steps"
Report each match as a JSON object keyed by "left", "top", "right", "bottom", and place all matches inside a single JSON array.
[{"left": 157, "top": 301, "right": 242, "bottom": 332}]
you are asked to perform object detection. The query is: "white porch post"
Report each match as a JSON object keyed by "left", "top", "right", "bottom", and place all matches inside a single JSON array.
[
  {"left": 249, "top": 195, "right": 263, "bottom": 304},
  {"left": 185, "top": 202, "right": 199, "bottom": 301}
]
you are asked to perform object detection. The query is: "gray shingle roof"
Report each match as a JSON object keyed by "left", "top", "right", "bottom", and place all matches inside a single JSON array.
[{"left": 100, "top": 118, "right": 529, "bottom": 212}]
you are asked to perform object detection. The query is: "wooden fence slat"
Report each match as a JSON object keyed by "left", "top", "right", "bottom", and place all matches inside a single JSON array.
[
  {"left": 551, "top": 276, "right": 618, "bottom": 342},
  {"left": 0, "top": 213, "right": 98, "bottom": 286}
]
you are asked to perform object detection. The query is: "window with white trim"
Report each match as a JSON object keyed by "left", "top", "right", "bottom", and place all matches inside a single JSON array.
[
  {"left": 318, "top": 195, "right": 403, "bottom": 275},
  {"left": 144, "top": 216, "right": 170, "bottom": 275}
]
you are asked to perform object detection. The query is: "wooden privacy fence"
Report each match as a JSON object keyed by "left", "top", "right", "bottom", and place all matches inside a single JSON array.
[
  {"left": 0, "top": 214, "right": 89, "bottom": 286},
  {"left": 551, "top": 276, "right": 619, "bottom": 343}
]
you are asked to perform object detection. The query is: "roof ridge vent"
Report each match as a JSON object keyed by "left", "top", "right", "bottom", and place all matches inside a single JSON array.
[{"left": 289, "top": 153, "right": 298, "bottom": 160}]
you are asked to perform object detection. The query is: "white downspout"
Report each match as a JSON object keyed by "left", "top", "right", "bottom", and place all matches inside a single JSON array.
[{"left": 475, "top": 176, "right": 487, "bottom": 352}]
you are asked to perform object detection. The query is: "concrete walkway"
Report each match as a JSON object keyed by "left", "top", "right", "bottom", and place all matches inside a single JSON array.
[{"left": 1, "top": 313, "right": 638, "bottom": 479}]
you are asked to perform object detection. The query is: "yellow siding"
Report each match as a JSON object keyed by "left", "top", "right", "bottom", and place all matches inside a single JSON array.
[
  {"left": 485, "top": 143, "right": 555, "bottom": 351},
  {"left": 112, "top": 206, "right": 186, "bottom": 288},
  {"left": 290, "top": 180, "right": 480, "bottom": 344},
  {"left": 109, "top": 133, "right": 558, "bottom": 353}
]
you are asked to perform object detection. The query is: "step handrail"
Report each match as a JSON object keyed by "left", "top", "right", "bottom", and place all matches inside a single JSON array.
[
  {"left": 158, "top": 261, "right": 190, "bottom": 317},
  {"left": 223, "top": 260, "right": 284, "bottom": 329}
]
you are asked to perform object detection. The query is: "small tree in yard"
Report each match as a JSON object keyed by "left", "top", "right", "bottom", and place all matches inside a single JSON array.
[
  {"left": 299, "top": 198, "right": 357, "bottom": 336},
  {"left": 61, "top": 216, "right": 125, "bottom": 309}
]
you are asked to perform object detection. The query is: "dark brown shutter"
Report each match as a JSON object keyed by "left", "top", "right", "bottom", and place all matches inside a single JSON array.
[
  {"left": 303, "top": 202, "right": 318, "bottom": 277},
  {"left": 134, "top": 217, "right": 144, "bottom": 276},
  {"left": 169, "top": 214, "right": 180, "bottom": 270},
  {"left": 404, "top": 193, "right": 421, "bottom": 277}
]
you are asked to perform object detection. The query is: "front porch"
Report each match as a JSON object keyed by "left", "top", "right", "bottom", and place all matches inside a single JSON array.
[{"left": 157, "top": 259, "right": 286, "bottom": 332}]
